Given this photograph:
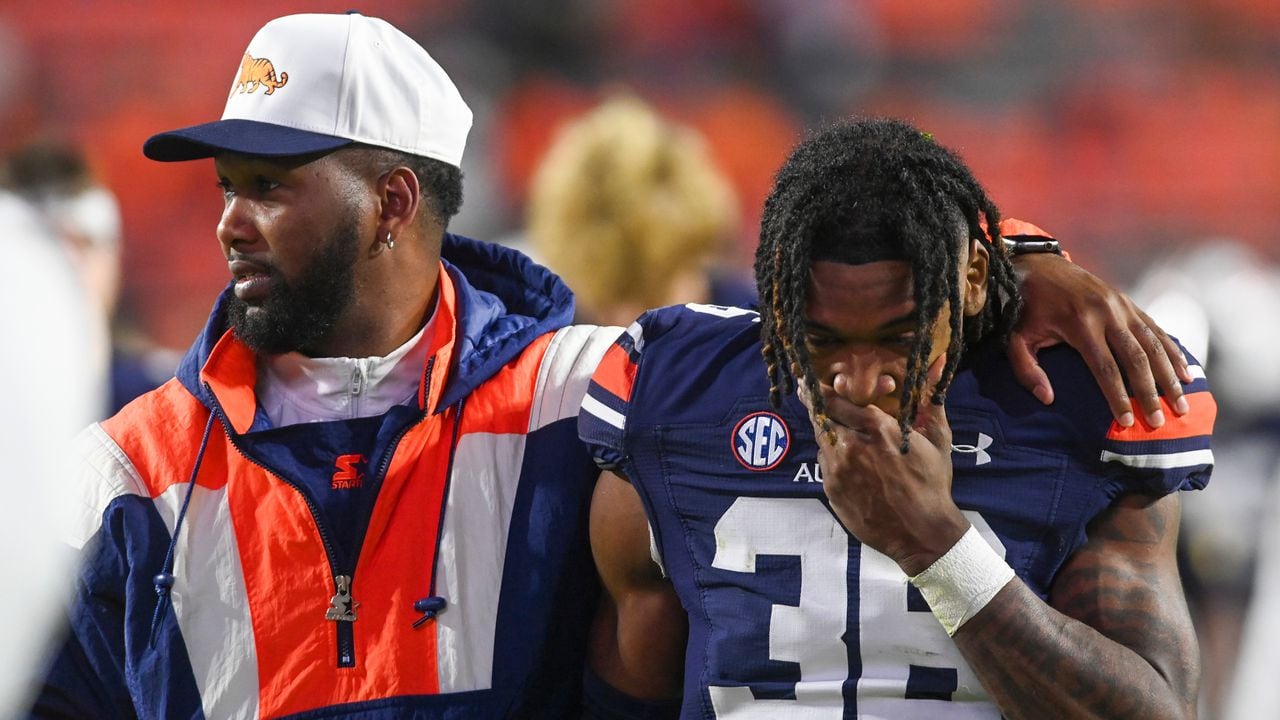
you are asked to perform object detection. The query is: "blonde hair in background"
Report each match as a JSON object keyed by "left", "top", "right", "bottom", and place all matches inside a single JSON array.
[{"left": 528, "top": 95, "right": 739, "bottom": 326}]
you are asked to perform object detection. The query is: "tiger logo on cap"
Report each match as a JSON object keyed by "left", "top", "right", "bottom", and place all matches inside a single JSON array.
[{"left": 231, "top": 53, "right": 288, "bottom": 97}]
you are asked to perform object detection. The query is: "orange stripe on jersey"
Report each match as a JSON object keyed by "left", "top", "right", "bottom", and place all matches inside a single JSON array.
[
  {"left": 1106, "top": 391, "right": 1217, "bottom": 442},
  {"left": 998, "top": 217, "right": 1054, "bottom": 239},
  {"left": 593, "top": 344, "right": 638, "bottom": 402}
]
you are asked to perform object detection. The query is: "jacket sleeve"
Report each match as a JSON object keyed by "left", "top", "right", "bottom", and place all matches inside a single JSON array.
[
  {"left": 31, "top": 580, "right": 136, "bottom": 719},
  {"left": 29, "top": 426, "right": 152, "bottom": 719}
]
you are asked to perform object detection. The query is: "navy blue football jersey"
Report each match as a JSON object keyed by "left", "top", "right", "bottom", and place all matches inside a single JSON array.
[{"left": 578, "top": 303, "right": 1215, "bottom": 719}]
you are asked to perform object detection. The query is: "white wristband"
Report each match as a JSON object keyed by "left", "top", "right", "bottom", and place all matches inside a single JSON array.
[{"left": 908, "top": 524, "right": 1016, "bottom": 636}]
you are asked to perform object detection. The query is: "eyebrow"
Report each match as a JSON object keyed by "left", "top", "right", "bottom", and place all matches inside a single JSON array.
[
  {"left": 214, "top": 153, "right": 318, "bottom": 175},
  {"left": 805, "top": 310, "right": 918, "bottom": 336}
]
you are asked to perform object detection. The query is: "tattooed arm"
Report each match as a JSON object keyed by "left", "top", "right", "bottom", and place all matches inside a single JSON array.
[
  {"left": 952, "top": 492, "right": 1198, "bottom": 720},
  {"left": 808, "top": 369, "right": 1200, "bottom": 719}
]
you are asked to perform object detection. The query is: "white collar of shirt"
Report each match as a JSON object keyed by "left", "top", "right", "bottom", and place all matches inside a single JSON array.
[{"left": 256, "top": 308, "right": 438, "bottom": 428}]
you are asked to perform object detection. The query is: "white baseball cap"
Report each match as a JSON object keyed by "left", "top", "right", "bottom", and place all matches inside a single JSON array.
[{"left": 143, "top": 12, "right": 472, "bottom": 167}]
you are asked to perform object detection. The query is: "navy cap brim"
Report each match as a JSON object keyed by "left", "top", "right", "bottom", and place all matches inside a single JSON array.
[{"left": 143, "top": 119, "right": 353, "bottom": 162}]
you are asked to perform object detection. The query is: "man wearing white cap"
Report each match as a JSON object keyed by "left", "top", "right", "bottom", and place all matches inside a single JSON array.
[
  {"left": 34, "top": 12, "right": 617, "bottom": 719},
  {"left": 31, "top": 11, "right": 1199, "bottom": 720}
]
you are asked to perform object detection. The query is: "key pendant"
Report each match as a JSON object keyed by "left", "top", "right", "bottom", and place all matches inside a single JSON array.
[{"left": 325, "top": 575, "right": 359, "bottom": 622}]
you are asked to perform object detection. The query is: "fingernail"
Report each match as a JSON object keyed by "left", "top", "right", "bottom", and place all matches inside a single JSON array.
[
  {"left": 1033, "top": 386, "right": 1053, "bottom": 405},
  {"left": 1119, "top": 412, "right": 1135, "bottom": 428},
  {"left": 1175, "top": 397, "right": 1190, "bottom": 415},
  {"left": 1148, "top": 409, "right": 1165, "bottom": 428}
]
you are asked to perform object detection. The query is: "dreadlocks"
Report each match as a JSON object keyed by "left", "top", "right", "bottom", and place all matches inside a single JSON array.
[{"left": 755, "top": 117, "right": 1022, "bottom": 450}]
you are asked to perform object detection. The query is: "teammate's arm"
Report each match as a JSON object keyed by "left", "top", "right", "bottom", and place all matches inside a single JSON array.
[
  {"left": 583, "top": 471, "right": 685, "bottom": 719},
  {"left": 952, "top": 492, "right": 1197, "bottom": 720},
  {"left": 1007, "top": 252, "right": 1191, "bottom": 429}
]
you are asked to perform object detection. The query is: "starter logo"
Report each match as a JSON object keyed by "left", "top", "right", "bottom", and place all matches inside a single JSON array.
[
  {"left": 732, "top": 412, "right": 790, "bottom": 471},
  {"left": 332, "top": 454, "right": 369, "bottom": 490}
]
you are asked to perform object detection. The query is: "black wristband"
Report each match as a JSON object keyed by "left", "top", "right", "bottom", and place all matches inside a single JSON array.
[{"left": 1002, "top": 236, "right": 1062, "bottom": 256}]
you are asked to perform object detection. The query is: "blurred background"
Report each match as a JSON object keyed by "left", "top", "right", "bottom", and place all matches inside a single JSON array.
[{"left": 2, "top": 1, "right": 1277, "bottom": 717}]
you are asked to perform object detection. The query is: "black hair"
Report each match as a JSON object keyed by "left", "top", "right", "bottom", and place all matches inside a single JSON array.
[
  {"left": 755, "top": 117, "right": 1022, "bottom": 450},
  {"left": 341, "top": 145, "right": 464, "bottom": 229},
  {"left": 1, "top": 143, "right": 95, "bottom": 196}
]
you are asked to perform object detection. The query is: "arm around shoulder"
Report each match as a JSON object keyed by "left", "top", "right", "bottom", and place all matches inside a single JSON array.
[{"left": 1005, "top": 238, "right": 1191, "bottom": 428}]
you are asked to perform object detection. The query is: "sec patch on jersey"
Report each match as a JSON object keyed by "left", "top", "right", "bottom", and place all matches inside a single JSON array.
[{"left": 732, "top": 411, "right": 791, "bottom": 471}]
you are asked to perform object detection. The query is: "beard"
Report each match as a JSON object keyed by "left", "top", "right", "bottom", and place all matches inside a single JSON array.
[{"left": 227, "top": 220, "right": 360, "bottom": 356}]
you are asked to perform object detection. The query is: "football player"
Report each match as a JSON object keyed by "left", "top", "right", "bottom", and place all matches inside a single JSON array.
[{"left": 580, "top": 118, "right": 1213, "bottom": 718}]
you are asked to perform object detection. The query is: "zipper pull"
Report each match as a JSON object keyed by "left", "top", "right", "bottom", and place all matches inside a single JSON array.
[
  {"left": 350, "top": 365, "right": 364, "bottom": 397},
  {"left": 412, "top": 596, "right": 448, "bottom": 629},
  {"left": 325, "top": 575, "right": 359, "bottom": 622}
]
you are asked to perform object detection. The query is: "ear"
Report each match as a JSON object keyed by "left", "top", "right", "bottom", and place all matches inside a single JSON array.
[
  {"left": 962, "top": 237, "right": 990, "bottom": 317},
  {"left": 376, "top": 166, "right": 422, "bottom": 240}
]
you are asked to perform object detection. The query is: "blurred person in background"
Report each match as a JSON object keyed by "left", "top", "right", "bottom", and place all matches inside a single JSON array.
[
  {"left": 2, "top": 142, "right": 177, "bottom": 416},
  {"left": 2, "top": 142, "right": 113, "bottom": 415},
  {"left": 526, "top": 94, "right": 754, "bottom": 327},
  {"left": 1129, "top": 242, "right": 1280, "bottom": 719},
  {"left": 2, "top": 143, "right": 121, "bottom": 322},
  {"left": 0, "top": 189, "right": 98, "bottom": 715},
  {"left": 1227, "top": 464, "right": 1280, "bottom": 720}
]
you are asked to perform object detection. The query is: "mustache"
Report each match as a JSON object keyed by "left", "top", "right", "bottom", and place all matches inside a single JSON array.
[{"left": 227, "top": 255, "right": 276, "bottom": 278}]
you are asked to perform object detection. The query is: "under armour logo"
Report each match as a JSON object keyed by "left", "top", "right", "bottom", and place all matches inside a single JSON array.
[{"left": 952, "top": 433, "right": 993, "bottom": 466}]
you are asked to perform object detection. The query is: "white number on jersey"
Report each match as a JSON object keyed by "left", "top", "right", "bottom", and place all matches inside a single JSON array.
[{"left": 708, "top": 496, "right": 1005, "bottom": 718}]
